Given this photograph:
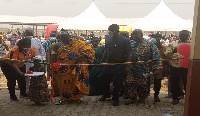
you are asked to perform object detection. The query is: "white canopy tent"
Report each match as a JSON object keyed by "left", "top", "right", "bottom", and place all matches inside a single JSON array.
[
  {"left": 129, "top": 0, "right": 193, "bottom": 31},
  {"left": 0, "top": 15, "right": 69, "bottom": 24},
  {"left": 58, "top": 2, "right": 112, "bottom": 30},
  {"left": 0, "top": 15, "right": 71, "bottom": 36}
]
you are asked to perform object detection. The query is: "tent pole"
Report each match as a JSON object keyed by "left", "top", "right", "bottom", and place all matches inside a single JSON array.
[
  {"left": 33, "top": 26, "right": 35, "bottom": 36},
  {"left": 11, "top": 25, "right": 13, "bottom": 34},
  {"left": 36, "top": 25, "right": 38, "bottom": 37},
  {"left": 44, "top": 26, "right": 46, "bottom": 38},
  {"left": 22, "top": 24, "right": 23, "bottom": 30}
]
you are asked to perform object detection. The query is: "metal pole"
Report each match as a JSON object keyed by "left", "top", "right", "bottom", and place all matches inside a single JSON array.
[
  {"left": 33, "top": 25, "right": 35, "bottom": 36},
  {"left": 44, "top": 26, "right": 46, "bottom": 38},
  {"left": 36, "top": 25, "right": 38, "bottom": 37},
  {"left": 11, "top": 25, "right": 13, "bottom": 34}
]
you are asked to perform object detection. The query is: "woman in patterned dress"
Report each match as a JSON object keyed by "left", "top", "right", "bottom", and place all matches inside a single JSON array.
[
  {"left": 89, "top": 37, "right": 105, "bottom": 95},
  {"left": 51, "top": 31, "right": 95, "bottom": 101}
]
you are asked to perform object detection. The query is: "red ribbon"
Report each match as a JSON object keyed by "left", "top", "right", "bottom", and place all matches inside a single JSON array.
[{"left": 50, "top": 61, "right": 61, "bottom": 103}]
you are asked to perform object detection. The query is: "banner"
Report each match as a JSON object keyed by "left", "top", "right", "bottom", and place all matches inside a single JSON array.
[
  {"left": 46, "top": 24, "right": 58, "bottom": 40},
  {"left": 119, "top": 26, "right": 132, "bottom": 32}
]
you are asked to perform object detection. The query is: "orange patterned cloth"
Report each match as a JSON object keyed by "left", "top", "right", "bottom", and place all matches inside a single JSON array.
[
  {"left": 3, "top": 46, "right": 36, "bottom": 67},
  {"left": 57, "top": 40, "right": 95, "bottom": 101}
]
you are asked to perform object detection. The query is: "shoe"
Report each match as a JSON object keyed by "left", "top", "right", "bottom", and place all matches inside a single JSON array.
[
  {"left": 112, "top": 100, "right": 119, "bottom": 106},
  {"left": 179, "top": 95, "right": 184, "bottom": 99},
  {"left": 164, "top": 94, "right": 173, "bottom": 98},
  {"left": 171, "top": 100, "right": 179, "bottom": 105},
  {"left": 10, "top": 97, "right": 19, "bottom": 102},
  {"left": 98, "top": 96, "right": 110, "bottom": 101},
  {"left": 20, "top": 93, "right": 29, "bottom": 99},
  {"left": 125, "top": 99, "right": 137, "bottom": 105},
  {"left": 15, "top": 86, "right": 19, "bottom": 90},
  {"left": 154, "top": 96, "right": 160, "bottom": 102},
  {"left": 137, "top": 98, "right": 145, "bottom": 103}
]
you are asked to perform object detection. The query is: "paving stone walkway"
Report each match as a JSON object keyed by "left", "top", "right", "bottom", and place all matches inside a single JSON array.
[
  {"left": 0, "top": 88, "right": 184, "bottom": 116},
  {"left": 0, "top": 70, "right": 184, "bottom": 116}
]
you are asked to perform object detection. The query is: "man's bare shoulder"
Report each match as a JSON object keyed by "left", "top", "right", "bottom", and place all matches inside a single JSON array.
[{"left": 51, "top": 42, "right": 62, "bottom": 51}]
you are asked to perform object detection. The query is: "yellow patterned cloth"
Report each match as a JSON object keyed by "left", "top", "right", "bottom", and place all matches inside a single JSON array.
[{"left": 57, "top": 40, "right": 95, "bottom": 101}]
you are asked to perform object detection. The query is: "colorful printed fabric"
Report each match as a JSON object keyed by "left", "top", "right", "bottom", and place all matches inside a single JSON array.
[
  {"left": 3, "top": 46, "right": 36, "bottom": 67},
  {"left": 42, "top": 37, "right": 57, "bottom": 52},
  {"left": 0, "top": 43, "right": 7, "bottom": 57},
  {"left": 164, "top": 40, "right": 183, "bottom": 68},
  {"left": 130, "top": 39, "right": 161, "bottom": 78},
  {"left": 29, "top": 74, "right": 50, "bottom": 104},
  {"left": 91, "top": 37, "right": 101, "bottom": 42},
  {"left": 89, "top": 46, "right": 105, "bottom": 95},
  {"left": 125, "top": 39, "right": 161, "bottom": 100},
  {"left": 57, "top": 39, "right": 95, "bottom": 101}
]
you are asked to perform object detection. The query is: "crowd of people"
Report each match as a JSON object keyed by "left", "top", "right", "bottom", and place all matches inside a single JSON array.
[{"left": 0, "top": 24, "right": 190, "bottom": 106}]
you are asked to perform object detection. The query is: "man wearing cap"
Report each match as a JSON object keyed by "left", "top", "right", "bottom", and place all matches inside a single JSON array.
[{"left": 98, "top": 24, "right": 132, "bottom": 106}]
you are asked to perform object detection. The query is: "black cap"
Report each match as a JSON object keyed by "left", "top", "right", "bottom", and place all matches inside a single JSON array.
[
  {"left": 179, "top": 30, "right": 190, "bottom": 37},
  {"left": 108, "top": 24, "right": 119, "bottom": 32}
]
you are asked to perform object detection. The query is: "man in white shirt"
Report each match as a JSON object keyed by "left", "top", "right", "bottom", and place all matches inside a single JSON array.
[{"left": 24, "top": 29, "right": 46, "bottom": 93}]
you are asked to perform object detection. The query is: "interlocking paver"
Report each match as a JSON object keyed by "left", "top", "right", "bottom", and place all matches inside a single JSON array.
[{"left": 0, "top": 74, "right": 184, "bottom": 116}]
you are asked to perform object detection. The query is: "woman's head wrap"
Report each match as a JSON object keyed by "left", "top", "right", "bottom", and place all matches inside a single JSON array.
[
  {"left": 49, "top": 37, "right": 57, "bottom": 43},
  {"left": 86, "top": 40, "right": 91, "bottom": 44},
  {"left": 151, "top": 38, "right": 157, "bottom": 44}
]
